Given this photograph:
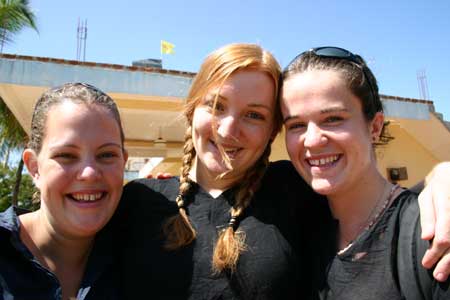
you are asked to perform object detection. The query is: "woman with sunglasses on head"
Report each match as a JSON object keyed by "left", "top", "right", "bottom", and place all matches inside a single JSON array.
[
  {"left": 281, "top": 46, "right": 450, "bottom": 299},
  {"left": 0, "top": 83, "right": 128, "bottom": 299}
]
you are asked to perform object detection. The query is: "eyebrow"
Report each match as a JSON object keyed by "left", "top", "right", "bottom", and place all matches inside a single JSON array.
[
  {"left": 283, "top": 106, "right": 349, "bottom": 123},
  {"left": 49, "top": 142, "right": 122, "bottom": 151},
  {"left": 205, "top": 93, "right": 273, "bottom": 112},
  {"left": 247, "top": 103, "right": 273, "bottom": 112}
]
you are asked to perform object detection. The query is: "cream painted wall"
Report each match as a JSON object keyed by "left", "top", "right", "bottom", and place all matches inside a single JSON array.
[
  {"left": 269, "top": 128, "right": 289, "bottom": 162},
  {"left": 375, "top": 123, "right": 439, "bottom": 188}
]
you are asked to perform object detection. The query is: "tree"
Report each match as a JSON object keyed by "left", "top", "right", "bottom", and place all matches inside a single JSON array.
[
  {"left": 0, "top": 0, "right": 38, "bottom": 53},
  {"left": 0, "top": 97, "right": 28, "bottom": 206},
  {"left": 0, "top": 163, "right": 37, "bottom": 212},
  {"left": 0, "top": 0, "right": 37, "bottom": 206}
]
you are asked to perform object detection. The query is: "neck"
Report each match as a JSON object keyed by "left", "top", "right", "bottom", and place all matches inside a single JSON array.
[
  {"left": 327, "top": 168, "right": 392, "bottom": 250},
  {"left": 190, "top": 157, "right": 241, "bottom": 197},
  {"left": 19, "top": 210, "right": 93, "bottom": 298}
]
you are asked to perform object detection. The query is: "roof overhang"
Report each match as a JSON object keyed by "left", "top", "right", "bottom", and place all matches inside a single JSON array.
[
  {"left": 0, "top": 54, "right": 195, "bottom": 157},
  {"left": 1, "top": 54, "right": 449, "bottom": 162}
]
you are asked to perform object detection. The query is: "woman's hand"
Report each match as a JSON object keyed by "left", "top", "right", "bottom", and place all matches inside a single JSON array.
[
  {"left": 418, "top": 162, "right": 450, "bottom": 282},
  {"left": 144, "top": 172, "right": 173, "bottom": 179}
]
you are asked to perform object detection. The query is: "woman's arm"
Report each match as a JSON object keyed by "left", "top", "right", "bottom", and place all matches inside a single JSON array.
[{"left": 417, "top": 162, "right": 450, "bottom": 281}]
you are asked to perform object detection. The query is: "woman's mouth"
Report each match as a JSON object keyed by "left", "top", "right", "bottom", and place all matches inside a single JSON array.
[
  {"left": 211, "top": 140, "right": 243, "bottom": 159},
  {"left": 68, "top": 192, "right": 105, "bottom": 202},
  {"left": 306, "top": 154, "right": 341, "bottom": 167}
]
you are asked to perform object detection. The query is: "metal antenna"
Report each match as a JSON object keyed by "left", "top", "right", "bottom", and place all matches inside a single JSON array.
[
  {"left": 76, "top": 18, "right": 88, "bottom": 61},
  {"left": 417, "top": 69, "right": 430, "bottom": 100}
]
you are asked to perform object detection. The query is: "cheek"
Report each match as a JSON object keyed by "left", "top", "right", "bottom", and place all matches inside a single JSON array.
[
  {"left": 37, "top": 163, "right": 70, "bottom": 189},
  {"left": 285, "top": 132, "right": 301, "bottom": 156},
  {"left": 105, "top": 165, "right": 125, "bottom": 184},
  {"left": 192, "top": 110, "right": 213, "bottom": 138}
]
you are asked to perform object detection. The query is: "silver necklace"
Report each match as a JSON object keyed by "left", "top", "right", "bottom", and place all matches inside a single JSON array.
[{"left": 338, "top": 183, "right": 400, "bottom": 254}]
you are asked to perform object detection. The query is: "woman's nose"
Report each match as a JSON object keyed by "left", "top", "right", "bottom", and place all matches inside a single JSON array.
[{"left": 304, "top": 123, "right": 327, "bottom": 148}]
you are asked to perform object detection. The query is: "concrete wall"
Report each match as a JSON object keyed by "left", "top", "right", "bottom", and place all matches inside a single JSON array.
[{"left": 376, "top": 123, "right": 440, "bottom": 188}]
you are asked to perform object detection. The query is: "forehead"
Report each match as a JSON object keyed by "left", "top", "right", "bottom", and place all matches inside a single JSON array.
[
  {"left": 207, "top": 69, "right": 275, "bottom": 105},
  {"left": 42, "top": 102, "right": 121, "bottom": 144},
  {"left": 46, "top": 100, "right": 114, "bottom": 121},
  {"left": 281, "top": 70, "right": 362, "bottom": 115}
]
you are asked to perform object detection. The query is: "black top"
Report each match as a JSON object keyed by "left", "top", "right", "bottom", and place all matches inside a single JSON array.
[
  {"left": 0, "top": 206, "right": 119, "bottom": 300},
  {"left": 315, "top": 190, "right": 450, "bottom": 300},
  {"left": 114, "top": 160, "right": 328, "bottom": 300}
]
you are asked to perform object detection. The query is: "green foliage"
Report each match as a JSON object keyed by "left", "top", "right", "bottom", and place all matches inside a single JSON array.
[
  {"left": 0, "top": 164, "right": 38, "bottom": 212},
  {"left": 0, "top": 97, "right": 27, "bottom": 149},
  {"left": 0, "top": 0, "right": 38, "bottom": 49}
]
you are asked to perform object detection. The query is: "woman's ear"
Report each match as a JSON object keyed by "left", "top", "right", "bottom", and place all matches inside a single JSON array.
[
  {"left": 370, "top": 112, "right": 385, "bottom": 142},
  {"left": 122, "top": 149, "right": 129, "bottom": 166},
  {"left": 23, "top": 149, "right": 40, "bottom": 187}
]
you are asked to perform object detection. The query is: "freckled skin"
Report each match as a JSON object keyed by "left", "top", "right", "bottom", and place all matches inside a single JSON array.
[{"left": 192, "top": 70, "right": 276, "bottom": 184}]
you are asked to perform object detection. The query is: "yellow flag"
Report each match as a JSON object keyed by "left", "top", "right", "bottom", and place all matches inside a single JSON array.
[{"left": 161, "top": 40, "right": 175, "bottom": 54}]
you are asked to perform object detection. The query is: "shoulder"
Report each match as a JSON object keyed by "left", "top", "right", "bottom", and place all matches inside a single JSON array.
[
  {"left": 256, "top": 160, "right": 328, "bottom": 217},
  {"left": 261, "top": 160, "right": 316, "bottom": 196},
  {"left": 123, "top": 177, "right": 180, "bottom": 197},
  {"left": 112, "top": 178, "right": 180, "bottom": 228},
  {"left": 121, "top": 177, "right": 180, "bottom": 207},
  {"left": 265, "top": 160, "right": 300, "bottom": 180},
  {"left": 393, "top": 189, "right": 450, "bottom": 298},
  {"left": 0, "top": 206, "right": 19, "bottom": 235}
]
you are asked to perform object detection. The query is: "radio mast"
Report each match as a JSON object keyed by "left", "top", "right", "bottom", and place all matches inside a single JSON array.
[{"left": 76, "top": 18, "right": 87, "bottom": 61}]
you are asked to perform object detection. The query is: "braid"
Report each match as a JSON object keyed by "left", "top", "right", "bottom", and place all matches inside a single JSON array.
[
  {"left": 163, "top": 126, "right": 197, "bottom": 250},
  {"left": 211, "top": 145, "right": 272, "bottom": 273}
]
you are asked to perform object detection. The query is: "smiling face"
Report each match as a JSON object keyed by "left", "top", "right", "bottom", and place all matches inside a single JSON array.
[
  {"left": 281, "top": 70, "right": 383, "bottom": 196},
  {"left": 191, "top": 69, "right": 276, "bottom": 183},
  {"left": 24, "top": 101, "right": 127, "bottom": 238}
]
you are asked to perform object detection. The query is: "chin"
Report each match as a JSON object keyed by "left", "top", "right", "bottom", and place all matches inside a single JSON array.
[
  {"left": 73, "top": 217, "right": 110, "bottom": 236},
  {"left": 310, "top": 178, "right": 338, "bottom": 196}
]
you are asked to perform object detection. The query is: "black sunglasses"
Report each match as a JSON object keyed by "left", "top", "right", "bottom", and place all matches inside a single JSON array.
[{"left": 286, "top": 46, "right": 376, "bottom": 101}]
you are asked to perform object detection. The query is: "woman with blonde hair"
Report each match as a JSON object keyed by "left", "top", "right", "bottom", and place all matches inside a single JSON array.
[{"left": 117, "top": 43, "right": 301, "bottom": 299}]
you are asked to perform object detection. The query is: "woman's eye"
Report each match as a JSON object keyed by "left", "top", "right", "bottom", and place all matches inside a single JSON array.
[
  {"left": 324, "top": 116, "right": 343, "bottom": 123},
  {"left": 54, "top": 153, "right": 76, "bottom": 160},
  {"left": 286, "top": 122, "right": 306, "bottom": 131},
  {"left": 246, "top": 111, "right": 265, "bottom": 120},
  {"left": 98, "top": 152, "right": 119, "bottom": 160},
  {"left": 204, "top": 99, "right": 225, "bottom": 112}
]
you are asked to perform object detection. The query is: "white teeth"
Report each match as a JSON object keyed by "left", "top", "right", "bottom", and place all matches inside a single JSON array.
[
  {"left": 72, "top": 193, "right": 102, "bottom": 202},
  {"left": 308, "top": 155, "right": 339, "bottom": 166}
]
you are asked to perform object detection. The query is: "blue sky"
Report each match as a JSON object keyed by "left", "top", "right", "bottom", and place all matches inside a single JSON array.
[{"left": 4, "top": 0, "right": 450, "bottom": 120}]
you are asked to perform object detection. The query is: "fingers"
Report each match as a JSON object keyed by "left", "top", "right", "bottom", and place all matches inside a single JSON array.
[
  {"left": 422, "top": 234, "right": 450, "bottom": 270},
  {"left": 420, "top": 190, "right": 450, "bottom": 270},
  {"left": 144, "top": 172, "right": 173, "bottom": 179},
  {"left": 431, "top": 248, "right": 450, "bottom": 282},
  {"left": 418, "top": 185, "right": 436, "bottom": 240},
  {"left": 423, "top": 191, "right": 450, "bottom": 269},
  {"left": 155, "top": 172, "right": 173, "bottom": 179}
]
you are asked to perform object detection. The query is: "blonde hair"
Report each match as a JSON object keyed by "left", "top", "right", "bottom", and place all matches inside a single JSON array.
[{"left": 163, "top": 43, "right": 282, "bottom": 273}]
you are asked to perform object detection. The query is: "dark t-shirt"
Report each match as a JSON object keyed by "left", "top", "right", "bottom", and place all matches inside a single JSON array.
[
  {"left": 316, "top": 190, "right": 450, "bottom": 300},
  {"left": 114, "top": 160, "right": 327, "bottom": 300},
  {"left": 0, "top": 206, "right": 119, "bottom": 300}
]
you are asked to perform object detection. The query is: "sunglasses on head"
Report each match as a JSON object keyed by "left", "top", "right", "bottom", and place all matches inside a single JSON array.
[{"left": 287, "top": 46, "right": 376, "bottom": 101}]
